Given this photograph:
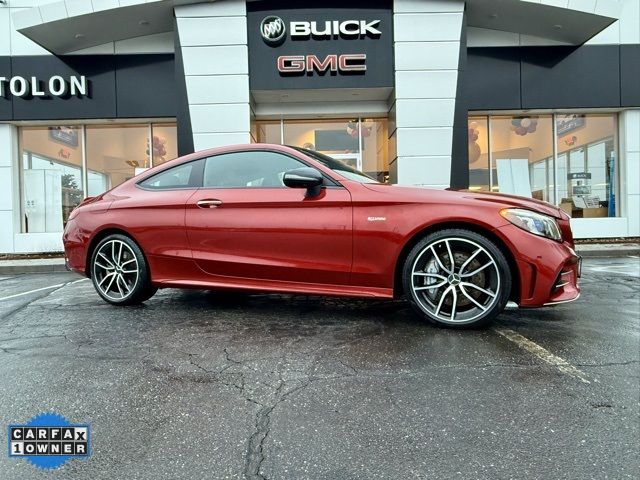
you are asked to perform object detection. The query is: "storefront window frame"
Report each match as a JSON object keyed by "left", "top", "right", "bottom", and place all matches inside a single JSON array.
[
  {"left": 18, "top": 119, "right": 177, "bottom": 233},
  {"left": 257, "top": 117, "right": 388, "bottom": 175},
  {"left": 467, "top": 115, "right": 490, "bottom": 192},
  {"left": 469, "top": 111, "right": 620, "bottom": 217},
  {"left": 277, "top": 118, "right": 365, "bottom": 169}
]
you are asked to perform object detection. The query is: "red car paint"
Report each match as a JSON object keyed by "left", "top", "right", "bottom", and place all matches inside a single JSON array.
[{"left": 63, "top": 144, "right": 580, "bottom": 307}]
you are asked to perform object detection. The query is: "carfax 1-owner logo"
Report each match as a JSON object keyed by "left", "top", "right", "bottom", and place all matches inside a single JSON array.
[{"left": 8, "top": 412, "right": 91, "bottom": 470}]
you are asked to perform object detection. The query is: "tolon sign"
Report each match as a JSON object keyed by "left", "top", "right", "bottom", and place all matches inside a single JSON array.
[{"left": 0, "top": 75, "right": 88, "bottom": 98}]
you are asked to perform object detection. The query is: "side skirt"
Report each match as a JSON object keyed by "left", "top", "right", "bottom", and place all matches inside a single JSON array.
[{"left": 154, "top": 277, "right": 394, "bottom": 299}]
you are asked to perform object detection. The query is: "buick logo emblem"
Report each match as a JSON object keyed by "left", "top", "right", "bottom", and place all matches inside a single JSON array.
[{"left": 260, "top": 16, "right": 286, "bottom": 45}]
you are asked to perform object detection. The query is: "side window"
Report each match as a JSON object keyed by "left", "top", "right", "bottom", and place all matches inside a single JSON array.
[
  {"left": 203, "top": 151, "right": 307, "bottom": 188},
  {"left": 139, "top": 160, "right": 203, "bottom": 190}
]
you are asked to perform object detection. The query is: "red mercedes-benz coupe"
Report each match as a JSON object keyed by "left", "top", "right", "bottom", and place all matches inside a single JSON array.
[{"left": 63, "top": 144, "right": 581, "bottom": 328}]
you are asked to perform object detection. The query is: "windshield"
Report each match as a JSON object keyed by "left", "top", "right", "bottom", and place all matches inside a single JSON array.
[{"left": 292, "top": 147, "right": 380, "bottom": 184}]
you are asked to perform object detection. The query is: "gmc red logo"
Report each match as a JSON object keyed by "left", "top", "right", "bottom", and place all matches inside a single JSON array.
[{"left": 277, "top": 54, "right": 367, "bottom": 74}]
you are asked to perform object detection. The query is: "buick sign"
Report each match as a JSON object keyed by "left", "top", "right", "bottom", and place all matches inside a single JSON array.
[
  {"left": 289, "top": 20, "right": 381, "bottom": 37},
  {"left": 260, "top": 16, "right": 382, "bottom": 46},
  {"left": 261, "top": 16, "right": 286, "bottom": 45}
]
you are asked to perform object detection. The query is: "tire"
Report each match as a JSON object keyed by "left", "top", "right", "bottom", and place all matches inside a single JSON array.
[
  {"left": 402, "top": 229, "right": 511, "bottom": 328},
  {"left": 90, "top": 234, "right": 157, "bottom": 306}
]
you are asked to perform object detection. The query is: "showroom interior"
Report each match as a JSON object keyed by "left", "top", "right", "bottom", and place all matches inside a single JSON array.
[{"left": 0, "top": 0, "right": 638, "bottom": 254}]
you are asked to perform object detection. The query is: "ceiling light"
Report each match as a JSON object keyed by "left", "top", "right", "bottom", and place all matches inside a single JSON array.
[
  {"left": 74, "top": 34, "right": 84, "bottom": 39},
  {"left": 553, "top": 24, "right": 563, "bottom": 29},
  {"left": 489, "top": 13, "right": 498, "bottom": 19},
  {"left": 139, "top": 20, "right": 150, "bottom": 26}
]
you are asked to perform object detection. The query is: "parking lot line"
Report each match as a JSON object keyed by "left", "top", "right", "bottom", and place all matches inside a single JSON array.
[
  {"left": 0, "top": 278, "right": 88, "bottom": 302},
  {"left": 0, "top": 283, "right": 66, "bottom": 302},
  {"left": 494, "top": 327, "right": 591, "bottom": 384}
]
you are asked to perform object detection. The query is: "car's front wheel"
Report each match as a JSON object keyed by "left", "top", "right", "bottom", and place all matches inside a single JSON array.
[
  {"left": 402, "top": 229, "right": 511, "bottom": 328},
  {"left": 90, "top": 234, "right": 157, "bottom": 305}
]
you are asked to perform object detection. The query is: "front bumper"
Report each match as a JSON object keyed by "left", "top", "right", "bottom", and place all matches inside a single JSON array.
[
  {"left": 543, "top": 254, "right": 581, "bottom": 306},
  {"left": 495, "top": 224, "right": 581, "bottom": 308}
]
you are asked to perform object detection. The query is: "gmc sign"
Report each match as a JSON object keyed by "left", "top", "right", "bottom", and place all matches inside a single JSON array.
[{"left": 277, "top": 54, "right": 367, "bottom": 74}]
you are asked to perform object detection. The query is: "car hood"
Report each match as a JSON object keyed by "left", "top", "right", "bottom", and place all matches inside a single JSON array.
[{"left": 360, "top": 184, "right": 564, "bottom": 219}]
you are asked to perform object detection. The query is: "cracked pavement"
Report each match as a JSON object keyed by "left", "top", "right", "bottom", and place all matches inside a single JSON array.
[{"left": 0, "top": 257, "right": 638, "bottom": 479}]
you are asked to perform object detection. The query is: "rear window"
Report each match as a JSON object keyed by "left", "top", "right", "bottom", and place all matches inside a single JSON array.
[{"left": 138, "top": 160, "right": 203, "bottom": 190}]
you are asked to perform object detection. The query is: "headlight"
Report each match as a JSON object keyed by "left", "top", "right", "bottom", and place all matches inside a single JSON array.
[{"left": 500, "top": 208, "right": 562, "bottom": 241}]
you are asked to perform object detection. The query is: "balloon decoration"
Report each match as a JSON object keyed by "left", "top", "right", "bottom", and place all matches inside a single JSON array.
[
  {"left": 468, "top": 121, "right": 481, "bottom": 163},
  {"left": 468, "top": 121, "right": 479, "bottom": 142},
  {"left": 346, "top": 121, "right": 372, "bottom": 139},
  {"left": 510, "top": 117, "right": 538, "bottom": 136},
  {"left": 147, "top": 135, "right": 168, "bottom": 162},
  {"left": 347, "top": 121, "right": 358, "bottom": 138}
]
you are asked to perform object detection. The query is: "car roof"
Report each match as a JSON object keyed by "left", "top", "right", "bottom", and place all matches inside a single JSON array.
[
  {"left": 156, "top": 143, "right": 305, "bottom": 168},
  {"left": 129, "top": 143, "right": 344, "bottom": 187}
]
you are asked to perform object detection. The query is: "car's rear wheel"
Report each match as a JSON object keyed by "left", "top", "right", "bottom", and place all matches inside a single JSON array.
[
  {"left": 90, "top": 234, "right": 157, "bottom": 305},
  {"left": 402, "top": 229, "right": 511, "bottom": 328}
]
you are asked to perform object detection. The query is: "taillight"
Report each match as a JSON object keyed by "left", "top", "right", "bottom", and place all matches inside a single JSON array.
[{"left": 67, "top": 206, "right": 81, "bottom": 221}]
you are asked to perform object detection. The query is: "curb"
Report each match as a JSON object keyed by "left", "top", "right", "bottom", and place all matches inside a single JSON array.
[
  {"left": 0, "top": 260, "right": 67, "bottom": 275},
  {"left": 576, "top": 248, "right": 640, "bottom": 258}
]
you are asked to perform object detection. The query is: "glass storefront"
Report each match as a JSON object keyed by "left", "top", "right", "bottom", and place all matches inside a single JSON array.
[
  {"left": 15, "top": 113, "right": 618, "bottom": 236},
  {"left": 86, "top": 124, "right": 150, "bottom": 197},
  {"left": 20, "top": 122, "right": 177, "bottom": 233},
  {"left": 468, "top": 113, "right": 618, "bottom": 218},
  {"left": 256, "top": 118, "right": 389, "bottom": 182},
  {"left": 555, "top": 114, "right": 617, "bottom": 219},
  {"left": 21, "top": 126, "right": 84, "bottom": 234}
]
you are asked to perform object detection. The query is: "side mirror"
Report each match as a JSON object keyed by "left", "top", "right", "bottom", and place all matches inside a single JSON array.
[{"left": 283, "top": 167, "right": 324, "bottom": 197}]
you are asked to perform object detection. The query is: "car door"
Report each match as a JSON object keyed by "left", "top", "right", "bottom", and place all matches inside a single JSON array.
[
  {"left": 185, "top": 149, "right": 353, "bottom": 286},
  {"left": 118, "top": 159, "right": 205, "bottom": 278}
]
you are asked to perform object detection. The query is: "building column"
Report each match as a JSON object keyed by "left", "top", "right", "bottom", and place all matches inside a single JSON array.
[
  {"left": 174, "top": 0, "right": 251, "bottom": 153},
  {"left": 389, "top": 0, "right": 465, "bottom": 188},
  {"left": 0, "top": 124, "right": 18, "bottom": 254},
  {"left": 620, "top": 110, "right": 640, "bottom": 236}
]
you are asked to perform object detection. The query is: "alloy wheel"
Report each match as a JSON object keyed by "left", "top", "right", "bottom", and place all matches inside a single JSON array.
[
  {"left": 92, "top": 239, "right": 140, "bottom": 301},
  {"left": 410, "top": 237, "right": 501, "bottom": 323}
]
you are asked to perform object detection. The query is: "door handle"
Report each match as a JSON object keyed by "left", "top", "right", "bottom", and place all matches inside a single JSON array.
[{"left": 197, "top": 199, "right": 223, "bottom": 209}]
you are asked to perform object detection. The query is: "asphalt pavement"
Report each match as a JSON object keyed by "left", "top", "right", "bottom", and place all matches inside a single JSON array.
[{"left": 0, "top": 257, "right": 638, "bottom": 479}]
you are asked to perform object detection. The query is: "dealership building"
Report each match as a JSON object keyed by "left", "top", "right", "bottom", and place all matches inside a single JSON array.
[{"left": 0, "top": 0, "right": 639, "bottom": 254}]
